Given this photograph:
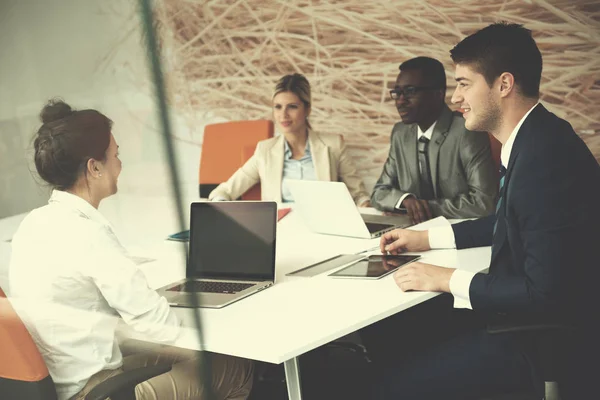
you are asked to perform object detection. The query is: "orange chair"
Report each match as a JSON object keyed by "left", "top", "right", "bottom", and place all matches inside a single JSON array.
[
  {"left": 0, "top": 287, "right": 171, "bottom": 400},
  {"left": 199, "top": 120, "right": 274, "bottom": 199},
  {"left": 0, "top": 286, "right": 56, "bottom": 399}
]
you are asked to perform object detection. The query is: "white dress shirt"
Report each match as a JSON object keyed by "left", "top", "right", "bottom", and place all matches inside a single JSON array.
[
  {"left": 431, "top": 103, "right": 540, "bottom": 309},
  {"left": 281, "top": 139, "right": 317, "bottom": 202},
  {"left": 9, "top": 190, "right": 180, "bottom": 400},
  {"left": 395, "top": 121, "right": 438, "bottom": 209}
]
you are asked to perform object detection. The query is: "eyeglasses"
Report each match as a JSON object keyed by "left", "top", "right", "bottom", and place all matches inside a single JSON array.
[{"left": 389, "top": 86, "right": 438, "bottom": 100}]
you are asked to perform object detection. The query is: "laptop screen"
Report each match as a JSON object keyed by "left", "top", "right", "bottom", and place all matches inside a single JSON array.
[{"left": 188, "top": 202, "right": 277, "bottom": 281}]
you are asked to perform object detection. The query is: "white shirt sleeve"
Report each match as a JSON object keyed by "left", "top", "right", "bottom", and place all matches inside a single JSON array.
[
  {"left": 88, "top": 228, "right": 181, "bottom": 342},
  {"left": 449, "top": 270, "right": 476, "bottom": 309},
  {"left": 427, "top": 225, "right": 456, "bottom": 249},
  {"left": 427, "top": 224, "right": 476, "bottom": 309},
  {"left": 395, "top": 193, "right": 414, "bottom": 210}
]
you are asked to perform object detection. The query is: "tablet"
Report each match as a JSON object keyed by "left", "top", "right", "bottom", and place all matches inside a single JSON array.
[
  {"left": 286, "top": 254, "right": 365, "bottom": 277},
  {"left": 329, "top": 254, "right": 421, "bottom": 279}
]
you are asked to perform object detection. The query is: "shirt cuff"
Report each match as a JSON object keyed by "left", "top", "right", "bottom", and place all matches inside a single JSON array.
[
  {"left": 395, "top": 193, "right": 414, "bottom": 210},
  {"left": 356, "top": 195, "right": 371, "bottom": 207},
  {"left": 427, "top": 226, "right": 456, "bottom": 249},
  {"left": 449, "top": 269, "right": 476, "bottom": 309}
]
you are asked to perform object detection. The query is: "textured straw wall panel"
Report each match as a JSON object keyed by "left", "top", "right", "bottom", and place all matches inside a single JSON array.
[{"left": 154, "top": 0, "right": 600, "bottom": 182}]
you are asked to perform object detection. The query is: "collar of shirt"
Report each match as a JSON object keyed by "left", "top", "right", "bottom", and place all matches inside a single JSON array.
[
  {"left": 284, "top": 138, "right": 312, "bottom": 160},
  {"left": 500, "top": 102, "right": 540, "bottom": 167},
  {"left": 48, "top": 189, "right": 113, "bottom": 230},
  {"left": 417, "top": 120, "right": 437, "bottom": 141}
]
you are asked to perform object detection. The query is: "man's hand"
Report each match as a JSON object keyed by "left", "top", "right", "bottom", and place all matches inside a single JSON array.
[
  {"left": 383, "top": 210, "right": 404, "bottom": 217},
  {"left": 401, "top": 197, "right": 432, "bottom": 225},
  {"left": 359, "top": 199, "right": 371, "bottom": 208},
  {"left": 393, "top": 262, "right": 455, "bottom": 293},
  {"left": 380, "top": 255, "right": 403, "bottom": 271},
  {"left": 380, "top": 229, "right": 430, "bottom": 254}
]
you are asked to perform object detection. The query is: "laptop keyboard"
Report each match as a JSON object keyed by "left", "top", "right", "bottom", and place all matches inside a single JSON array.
[{"left": 168, "top": 281, "right": 254, "bottom": 294}]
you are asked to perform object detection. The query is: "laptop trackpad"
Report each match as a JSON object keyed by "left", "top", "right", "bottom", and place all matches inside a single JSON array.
[{"left": 168, "top": 292, "right": 235, "bottom": 307}]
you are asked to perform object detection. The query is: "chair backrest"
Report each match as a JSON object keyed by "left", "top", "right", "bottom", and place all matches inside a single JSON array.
[
  {"left": 0, "top": 286, "right": 57, "bottom": 399},
  {"left": 199, "top": 120, "right": 274, "bottom": 198}
]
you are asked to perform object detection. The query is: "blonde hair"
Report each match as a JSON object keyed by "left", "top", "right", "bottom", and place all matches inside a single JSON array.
[{"left": 272, "top": 73, "right": 312, "bottom": 130}]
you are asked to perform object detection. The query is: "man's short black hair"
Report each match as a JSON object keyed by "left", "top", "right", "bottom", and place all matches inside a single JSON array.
[
  {"left": 399, "top": 57, "right": 447, "bottom": 93},
  {"left": 450, "top": 22, "right": 542, "bottom": 98}
]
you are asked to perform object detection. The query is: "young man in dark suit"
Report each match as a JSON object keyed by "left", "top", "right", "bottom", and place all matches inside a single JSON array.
[
  {"left": 373, "top": 23, "right": 600, "bottom": 399},
  {"left": 371, "top": 57, "right": 497, "bottom": 224}
]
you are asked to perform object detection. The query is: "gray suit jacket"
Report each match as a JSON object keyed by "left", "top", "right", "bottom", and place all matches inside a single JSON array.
[{"left": 371, "top": 105, "right": 497, "bottom": 218}]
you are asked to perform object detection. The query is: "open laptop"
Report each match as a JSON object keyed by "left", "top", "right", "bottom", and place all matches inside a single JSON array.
[
  {"left": 287, "top": 180, "right": 412, "bottom": 239},
  {"left": 157, "top": 201, "right": 277, "bottom": 308}
]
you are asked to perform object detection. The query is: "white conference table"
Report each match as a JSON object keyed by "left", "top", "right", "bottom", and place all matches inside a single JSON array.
[
  {"left": 112, "top": 197, "right": 491, "bottom": 400},
  {"left": 0, "top": 195, "right": 492, "bottom": 400},
  {"left": 0, "top": 213, "right": 30, "bottom": 293}
]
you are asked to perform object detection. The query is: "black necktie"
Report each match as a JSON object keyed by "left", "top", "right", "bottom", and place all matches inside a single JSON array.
[
  {"left": 417, "top": 136, "right": 435, "bottom": 200},
  {"left": 493, "top": 165, "right": 507, "bottom": 236}
]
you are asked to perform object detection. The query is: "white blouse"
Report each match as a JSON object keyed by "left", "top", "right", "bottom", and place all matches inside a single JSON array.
[{"left": 9, "top": 190, "right": 180, "bottom": 400}]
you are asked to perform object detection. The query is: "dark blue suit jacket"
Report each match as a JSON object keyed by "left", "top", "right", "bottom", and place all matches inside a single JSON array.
[{"left": 452, "top": 104, "right": 600, "bottom": 331}]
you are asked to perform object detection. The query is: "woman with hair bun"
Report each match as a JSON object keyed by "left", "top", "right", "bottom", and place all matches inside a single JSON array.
[{"left": 9, "top": 99, "right": 254, "bottom": 400}]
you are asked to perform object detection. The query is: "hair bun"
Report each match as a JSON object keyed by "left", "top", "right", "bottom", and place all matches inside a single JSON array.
[{"left": 40, "top": 99, "right": 73, "bottom": 124}]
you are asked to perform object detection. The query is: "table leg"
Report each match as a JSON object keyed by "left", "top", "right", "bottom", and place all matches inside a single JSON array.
[{"left": 284, "top": 357, "right": 303, "bottom": 400}]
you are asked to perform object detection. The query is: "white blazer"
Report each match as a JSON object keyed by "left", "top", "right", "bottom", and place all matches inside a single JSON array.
[{"left": 209, "top": 131, "right": 370, "bottom": 204}]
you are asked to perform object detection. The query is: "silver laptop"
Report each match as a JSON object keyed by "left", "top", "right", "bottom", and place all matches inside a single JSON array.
[
  {"left": 157, "top": 201, "right": 276, "bottom": 308},
  {"left": 287, "top": 180, "right": 412, "bottom": 239}
]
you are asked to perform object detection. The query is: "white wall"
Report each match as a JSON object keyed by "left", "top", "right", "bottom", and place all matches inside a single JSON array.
[
  {"left": 0, "top": 0, "right": 210, "bottom": 220},
  {"left": 0, "top": 0, "right": 221, "bottom": 293}
]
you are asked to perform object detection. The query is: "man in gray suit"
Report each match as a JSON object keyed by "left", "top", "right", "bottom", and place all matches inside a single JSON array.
[{"left": 371, "top": 57, "right": 497, "bottom": 223}]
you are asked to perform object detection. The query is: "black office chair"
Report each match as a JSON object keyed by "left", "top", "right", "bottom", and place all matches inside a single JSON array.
[
  {"left": 0, "top": 286, "right": 172, "bottom": 400},
  {"left": 482, "top": 324, "right": 580, "bottom": 400}
]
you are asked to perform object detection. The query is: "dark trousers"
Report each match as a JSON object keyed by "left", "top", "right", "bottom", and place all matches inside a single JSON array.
[
  {"left": 370, "top": 326, "right": 535, "bottom": 400},
  {"left": 360, "top": 294, "right": 475, "bottom": 366},
  {"left": 360, "top": 295, "right": 597, "bottom": 399},
  {"left": 360, "top": 295, "right": 538, "bottom": 399}
]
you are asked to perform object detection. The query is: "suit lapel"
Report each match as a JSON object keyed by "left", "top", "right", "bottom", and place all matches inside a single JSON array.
[
  {"left": 401, "top": 125, "right": 420, "bottom": 193},
  {"left": 309, "top": 132, "right": 331, "bottom": 181},
  {"left": 490, "top": 105, "right": 542, "bottom": 263},
  {"left": 267, "top": 136, "right": 285, "bottom": 202},
  {"left": 427, "top": 106, "right": 453, "bottom": 197}
]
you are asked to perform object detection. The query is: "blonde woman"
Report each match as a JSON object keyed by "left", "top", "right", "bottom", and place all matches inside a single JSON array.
[{"left": 209, "top": 73, "right": 371, "bottom": 206}]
